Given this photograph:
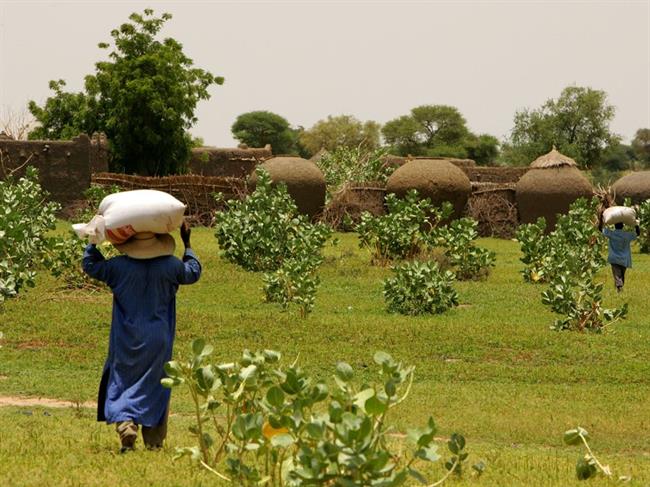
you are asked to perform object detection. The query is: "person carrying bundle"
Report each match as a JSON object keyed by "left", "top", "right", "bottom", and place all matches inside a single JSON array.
[
  {"left": 598, "top": 206, "right": 640, "bottom": 293},
  {"left": 76, "top": 190, "right": 201, "bottom": 452}
]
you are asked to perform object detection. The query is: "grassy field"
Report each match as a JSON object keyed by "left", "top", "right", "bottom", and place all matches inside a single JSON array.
[{"left": 1, "top": 227, "right": 649, "bottom": 486}]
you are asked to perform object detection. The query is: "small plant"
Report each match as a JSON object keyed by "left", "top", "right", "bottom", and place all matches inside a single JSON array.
[
  {"left": 214, "top": 169, "right": 331, "bottom": 272},
  {"left": 0, "top": 167, "right": 59, "bottom": 304},
  {"left": 541, "top": 272, "right": 628, "bottom": 333},
  {"left": 433, "top": 218, "right": 496, "bottom": 280},
  {"left": 164, "top": 341, "right": 480, "bottom": 486},
  {"left": 262, "top": 254, "right": 321, "bottom": 317},
  {"left": 384, "top": 261, "right": 459, "bottom": 315},
  {"left": 563, "top": 427, "right": 612, "bottom": 480},
  {"left": 516, "top": 217, "right": 551, "bottom": 283},
  {"left": 357, "top": 191, "right": 453, "bottom": 263}
]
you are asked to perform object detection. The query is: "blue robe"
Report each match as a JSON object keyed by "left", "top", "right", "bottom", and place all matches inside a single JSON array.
[{"left": 82, "top": 244, "right": 201, "bottom": 427}]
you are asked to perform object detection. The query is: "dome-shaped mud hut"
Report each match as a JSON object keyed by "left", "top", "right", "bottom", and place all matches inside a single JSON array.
[
  {"left": 249, "top": 156, "right": 326, "bottom": 218},
  {"left": 612, "top": 171, "right": 650, "bottom": 205},
  {"left": 385, "top": 158, "right": 471, "bottom": 218},
  {"left": 516, "top": 148, "right": 593, "bottom": 229}
]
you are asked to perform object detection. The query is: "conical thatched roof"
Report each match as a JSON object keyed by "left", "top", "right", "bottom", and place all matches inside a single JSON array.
[{"left": 529, "top": 147, "right": 577, "bottom": 168}]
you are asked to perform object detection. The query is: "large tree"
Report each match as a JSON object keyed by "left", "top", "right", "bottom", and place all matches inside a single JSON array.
[
  {"left": 505, "top": 86, "right": 618, "bottom": 168},
  {"left": 632, "top": 128, "right": 650, "bottom": 167},
  {"left": 28, "top": 10, "right": 222, "bottom": 175},
  {"left": 231, "top": 111, "right": 298, "bottom": 155},
  {"left": 299, "top": 115, "right": 380, "bottom": 156},
  {"left": 28, "top": 80, "right": 97, "bottom": 140},
  {"left": 381, "top": 104, "right": 498, "bottom": 164}
]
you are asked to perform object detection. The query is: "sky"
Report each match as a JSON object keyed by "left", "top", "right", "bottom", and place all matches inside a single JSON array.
[{"left": 0, "top": 0, "right": 648, "bottom": 147}]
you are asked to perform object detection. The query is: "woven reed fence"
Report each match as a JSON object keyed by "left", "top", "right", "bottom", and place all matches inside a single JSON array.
[{"left": 92, "top": 173, "right": 248, "bottom": 225}]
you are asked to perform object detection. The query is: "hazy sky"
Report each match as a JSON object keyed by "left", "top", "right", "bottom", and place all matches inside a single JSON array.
[{"left": 1, "top": 0, "right": 648, "bottom": 147}]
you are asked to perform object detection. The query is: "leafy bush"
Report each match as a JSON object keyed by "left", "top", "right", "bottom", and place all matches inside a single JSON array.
[
  {"left": 164, "top": 340, "right": 480, "bottom": 486},
  {"left": 356, "top": 191, "right": 452, "bottom": 263},
  {"left": 541, "top": 273, "right": 628, "bottom": 333},
  {"left": 384, "top": 261, "right": 459, "bottom": 315},
  {"left": 357, "top": 192, "right": 494, "bottom": 280},
  {"left": 517, "top": 198, "right": 604, "bottom": 283},
  {"left": 262, "top": 254, "right": 322, "bottom": 317},
  {"left": 215, "top": 169, "right": 331, "bottom": 273},
  {"left": 316, "top": 146, "right": 393, "bottom": 193},
  {"left": 432, "top": 218, "right": 496, "bottom": 280},
  {"left": 0, "top": 167, "right": 59, "bottom": 304}
]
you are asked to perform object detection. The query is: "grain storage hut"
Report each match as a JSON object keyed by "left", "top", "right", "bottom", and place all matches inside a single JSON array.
[
  {"left": 516, "top": 147, "right": 593, "bottom": 229},
  {"left": 385, "top": 158, "right": 471, "bottom": 218},
  {"left": 249, "top": 156, "right": 326, "bottom": 219},
  {"left": 612, "top": 171, "right": 650, "bottom": 204}
]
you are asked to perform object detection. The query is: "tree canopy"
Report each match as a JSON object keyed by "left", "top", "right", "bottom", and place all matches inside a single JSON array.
[
  {"left": 381, "top": 105, "right": 498, "bottom": 165},
  {"left": 299, "top": 115, "right": 380, "bottom": 156},
  {"left": 231, "top": 111, "right": 298, "bottom": 155},
  {"left": 632, "top": 128, "right": 650, "bottom": 167},
  {"left": 28, "top": 9, "right": 223, "bottom": 175},
  {"left": 504, "top": 86, "right": 618, "bottom": 168}
]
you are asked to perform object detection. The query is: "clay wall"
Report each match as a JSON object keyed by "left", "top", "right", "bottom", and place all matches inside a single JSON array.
[
  {"left": 188, "top": 145, "right": 272, "bottom": 178},
  {"left": 0, "top": 134, "right": 91, "bottom": 203}
]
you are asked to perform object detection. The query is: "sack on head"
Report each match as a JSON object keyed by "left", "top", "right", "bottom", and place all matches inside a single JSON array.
[
  {"left": 602, "top": 206, "right": 637, "bottom": 227},
  {"left": 72, "top": 189, "right": 186, "bottom": 244}
]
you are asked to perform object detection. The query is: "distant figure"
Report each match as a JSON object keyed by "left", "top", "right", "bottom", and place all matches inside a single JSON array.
[
  {"left": 598, "top": 218, "right": 640, "bottom": 292},
  {"left": 82, "top": 222, "right": 201, "bottom": 452}
]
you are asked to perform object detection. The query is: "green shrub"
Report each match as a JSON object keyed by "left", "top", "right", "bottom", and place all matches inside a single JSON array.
[
  {"left": 164, "top": 340, "right": 479, "bottom": 486},
  {"left": 541, "top": 272, "right": 628, "bottom": 333},
  {"left": 432, "top": 218, "right": 496, "bottom": 280},
  {"left": 0, "top": 167, "right": 59, "bottom": 304},
  {"left": 214, "top": 169, "right": 331, "bottom": 273},
  {"left": 384, "top": 261, "right": 459, "bottom": 315},
  {"left": 316, "top": 146, "right": 393, "bottom": 194},
  {"left": 262, "top": 253, "right": 322, "bottom": 317},
  {"left": 517, "top": 198, "right": 604, "bottom": 283},
  {"left": 356, "top": 190, "right": 452, "bottom": 263}
]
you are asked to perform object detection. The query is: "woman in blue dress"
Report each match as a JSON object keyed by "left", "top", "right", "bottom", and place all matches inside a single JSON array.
[{"left": 82, "top": 222, "right": 201, "bottom": 452}]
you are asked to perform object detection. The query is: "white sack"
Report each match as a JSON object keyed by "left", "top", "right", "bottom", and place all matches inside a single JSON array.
[
  {"left": 603, "top": 206, "right": 637, "bottom": 226},
  {"left": 72, "top": 189, "right": 186, "bottom": 244}
]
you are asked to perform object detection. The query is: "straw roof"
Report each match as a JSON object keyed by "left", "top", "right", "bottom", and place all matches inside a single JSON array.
[{"left": 529, "top": 146, "right": 578, "bottom": 168}]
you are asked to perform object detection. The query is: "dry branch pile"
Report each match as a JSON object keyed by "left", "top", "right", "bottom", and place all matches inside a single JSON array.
[{"left": 467, "top": 183, "right": 518, "bottom": 238}]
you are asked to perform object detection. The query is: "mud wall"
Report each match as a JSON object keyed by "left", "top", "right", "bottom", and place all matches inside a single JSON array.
[
  {"left": 0, "top": 134, "right": 91, "bottom": 203},
  {"left": 188, "top": 145, "right": 272, "bottom": 178}
]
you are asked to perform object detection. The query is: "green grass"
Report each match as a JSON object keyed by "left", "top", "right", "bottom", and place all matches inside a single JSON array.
[{"left": 1, "top": 228, "right": 649, "bottom": 486}]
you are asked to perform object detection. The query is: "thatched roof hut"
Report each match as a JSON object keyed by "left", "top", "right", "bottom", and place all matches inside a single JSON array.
[
  {"left": 516, "top": 148, "right": 592, "bottom": 229},
  {"left": 612, "top": 171, "right": 650, "bottom": 205},
  {"left": 249, "top": 156, "right": 326, "bottom": 219},
  {"left": 529, "top": 147, "right": 578, "bottom": 168},
  {"left": 385, "top": 158, "right": 471, "bottom": 218}
]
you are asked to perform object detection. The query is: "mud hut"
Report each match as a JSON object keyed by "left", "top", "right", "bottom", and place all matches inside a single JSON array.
[
  {"left": 516, "top": 148, "right": 593, "bottom": 229},
  {"left": 249, "top": 156, "right": 326, "bottom": 218},
  {"left": 385, "top": 158, "right": 471, "bottom": 218},
  {"left": 612, "top": 171, "right": 650, "bottom": 204}
]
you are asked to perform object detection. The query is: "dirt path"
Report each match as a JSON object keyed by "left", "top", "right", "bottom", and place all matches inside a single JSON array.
[{"left": 0, "top": 395, "right": 96, "bottom": 408}]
